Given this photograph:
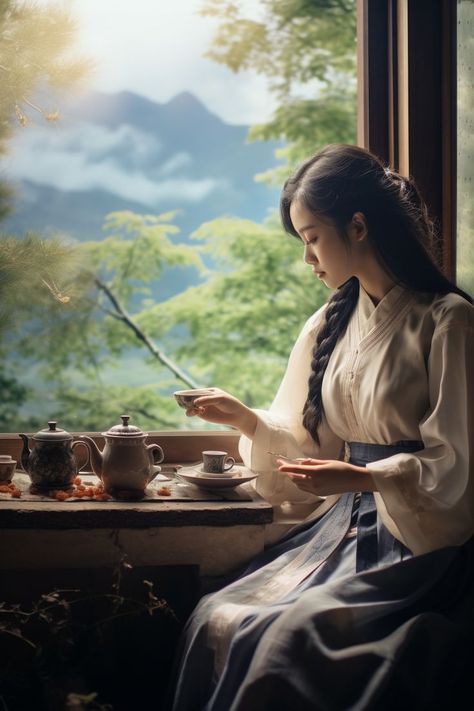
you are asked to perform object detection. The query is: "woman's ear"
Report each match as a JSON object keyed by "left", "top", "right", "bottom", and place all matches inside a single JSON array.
[{"left": 348, "top": 211, "right": 368, "bottom": 243}]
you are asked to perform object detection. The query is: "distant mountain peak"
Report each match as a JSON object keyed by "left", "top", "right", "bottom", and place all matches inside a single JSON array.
[{"left": 166, "top": 91, "right": 214, "bottom": 115}]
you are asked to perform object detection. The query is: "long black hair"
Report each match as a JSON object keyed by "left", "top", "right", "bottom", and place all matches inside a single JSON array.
[{"left": 280, "top": 143, "right": 472, "bottom": 444}]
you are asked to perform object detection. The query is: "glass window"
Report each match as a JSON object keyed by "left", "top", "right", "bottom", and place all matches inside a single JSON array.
[
  {"left": 456, "top": 0, "right": 474, "bottom": 293},
  {"left": 1, "top": 0, "right": 357, "bottom": 433}
]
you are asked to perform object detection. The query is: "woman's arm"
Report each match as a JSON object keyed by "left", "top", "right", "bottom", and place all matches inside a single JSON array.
[
  {"left": 185, "top": 388, "right": 258, "bottom": 438},
  {"left": 368, "top": 312, "right": 474, "bottom": 554},
  {"left": 277, "top": 458, "right": 377, "bottom": 496}
]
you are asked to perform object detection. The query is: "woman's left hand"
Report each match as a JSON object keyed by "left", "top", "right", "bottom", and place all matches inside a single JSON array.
[{"left": 277, "top": 458, "right": 377, "bottom": 496}]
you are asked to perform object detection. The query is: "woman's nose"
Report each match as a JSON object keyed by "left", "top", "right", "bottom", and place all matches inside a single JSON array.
[{"left": 303, "top": 244, "right": 317, "bottom": 265}]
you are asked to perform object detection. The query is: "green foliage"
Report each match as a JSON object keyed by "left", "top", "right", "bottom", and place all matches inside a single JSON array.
[
  {"left": 0, "top": 0, "right": 97, "bottom": 430},
  {"left": 0, "top": 364, "right": 29, "bottom": 430},
  {"left": 1, "top": 0, "right": 355, "bottom": 432},
  {"left": 201, "top": 0, "right": 357, "bottom": 177},
  {"left": 0, "top": 0, "right": 93, "bottom": 141},
  {"left": 141, "top": 215, "right": 328, "bottom": 408},
  {"left": 201, "top": 0, "right": 356, "bottom": 91},
  {"left": 1, "top": 209, "right": 330, "bottom": 431},
  {"left": 252, "top": 87, "right": 356, "bottom": 185},
  {"left": 2, "top": 212, "right": 209, "bottom": 431},
  {"left": 0, "top": 233, "right": 82, "bottom": 336},
  {"left": 87, "top": 211, "right": 202, "bottom": 304},
  {"left": 0, "top": 0, "right": 93, "bottom": 226}
]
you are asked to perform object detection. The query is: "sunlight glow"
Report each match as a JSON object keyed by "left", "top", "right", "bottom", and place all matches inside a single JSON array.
[{"left": 32, "top": 0, "right": 276, "bottom": 125}]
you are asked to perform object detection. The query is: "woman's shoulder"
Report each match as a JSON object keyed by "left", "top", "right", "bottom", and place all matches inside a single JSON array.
[
  {"left": 429, "top": 292, "right": 474, "bottom": 332},
  {"left": 301, "top": 302, "right": 329, "bottom": 337},
  {"left": 413, "top": 290, "right": 474, "bottom": 334}
]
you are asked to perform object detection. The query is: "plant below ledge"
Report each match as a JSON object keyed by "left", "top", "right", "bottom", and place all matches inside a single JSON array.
[{"left": 0, "top": 556, "right": 180, "bottom": 711}]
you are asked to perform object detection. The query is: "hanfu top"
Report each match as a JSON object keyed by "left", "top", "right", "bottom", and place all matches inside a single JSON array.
[{"left": 239, "top": 283, "right": 474, "bottom": 555}]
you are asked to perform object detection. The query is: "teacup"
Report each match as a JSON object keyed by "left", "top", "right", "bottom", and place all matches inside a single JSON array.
[
  {"left": 174, "top": 388, "right": 214, "bottom": 409},
  {"left": 0, "top": 455, "right": 17, "bottom": 483},
  {"left": 202, "top": 450, "right": 235, "bottom": 476}
]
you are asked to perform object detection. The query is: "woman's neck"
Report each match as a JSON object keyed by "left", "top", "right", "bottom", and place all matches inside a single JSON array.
[{"left": 359, "top": 272, "right": 397, "bottom": 306}]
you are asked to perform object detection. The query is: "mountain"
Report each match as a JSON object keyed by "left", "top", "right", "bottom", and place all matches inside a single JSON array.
[{"left": 2, "top": 90, "right": 284, "bottom": 246}]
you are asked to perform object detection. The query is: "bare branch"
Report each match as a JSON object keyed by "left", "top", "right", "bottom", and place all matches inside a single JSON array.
[{"left": 95, "top": 278, "right": 200, "bottom": 389}]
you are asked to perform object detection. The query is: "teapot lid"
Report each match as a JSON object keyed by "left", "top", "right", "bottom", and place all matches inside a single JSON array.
[
  {"left": 103, "top": 415, "right": 145, "bottom": 438},
  {"left": 34, "top": 421, "right": 72, "bottom": 442}
]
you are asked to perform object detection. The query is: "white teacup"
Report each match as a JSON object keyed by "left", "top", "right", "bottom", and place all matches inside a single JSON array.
[
  {"left": 174, "top": 388, "right": 214, "bottom": 409},
  {"left": 0, "top": 455, "right": 17, "bottom": 483},
  {"left": 202, "top": 450, "right": 235, "bottom": 476}
]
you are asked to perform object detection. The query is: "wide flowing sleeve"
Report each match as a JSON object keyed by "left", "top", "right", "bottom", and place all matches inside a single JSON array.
[
  {"left": 238, "top": 305, "right": 344, "bottom": 515},
  {"left": 369, "top": 303, "right": 474, "bottom": 555}
]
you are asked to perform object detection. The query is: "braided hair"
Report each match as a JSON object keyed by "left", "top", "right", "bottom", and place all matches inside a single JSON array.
[{"left": 280, "top": 144, "right": 472, "bottom": 444}]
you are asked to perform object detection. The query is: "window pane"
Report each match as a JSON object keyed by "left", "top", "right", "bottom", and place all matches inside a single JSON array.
[
  {"left": 1, "top": 0, "right": 357, "bottom": 432},
  {"left": 457, "top": 0, "right": 474, "bottom": 293}
]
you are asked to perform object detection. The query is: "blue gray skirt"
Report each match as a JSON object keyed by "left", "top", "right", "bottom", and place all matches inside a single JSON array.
[{"left": 170, "top": 442, "right": 474, "bottom": 711}]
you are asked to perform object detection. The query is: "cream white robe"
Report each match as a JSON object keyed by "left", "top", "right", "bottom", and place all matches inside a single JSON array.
[{"left": 239, "top": 284, "right": 474, "bottom": 555}]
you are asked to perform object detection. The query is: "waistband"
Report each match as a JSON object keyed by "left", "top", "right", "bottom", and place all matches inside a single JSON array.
[{"left": 347, "top": 440, "right": 424, "bottom": 466}]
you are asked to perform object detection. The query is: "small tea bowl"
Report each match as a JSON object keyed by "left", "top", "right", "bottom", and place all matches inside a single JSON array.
[
  {"left": 0, "top": 455, "right": 17, "bottom": 483},
  {"left": 174, "top": 388, "right": 213, "bottom": 409}
]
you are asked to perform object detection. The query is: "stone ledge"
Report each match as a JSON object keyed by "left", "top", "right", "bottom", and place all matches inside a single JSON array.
[{"left": 0, "top": 496, "right": 273, "bottom": 528}]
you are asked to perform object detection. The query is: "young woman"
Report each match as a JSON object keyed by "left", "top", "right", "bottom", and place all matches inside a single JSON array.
[{"left": 170, "top": 144, "right": 474, "bottom": 711}]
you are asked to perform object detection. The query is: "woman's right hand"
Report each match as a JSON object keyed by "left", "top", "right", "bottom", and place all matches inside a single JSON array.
[{"left": 185, "top": 388, "right": 258, "bottom": 438}]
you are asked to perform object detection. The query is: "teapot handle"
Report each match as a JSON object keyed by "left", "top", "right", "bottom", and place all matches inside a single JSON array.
[
  {"left": 72, "top": 440, "right": 92, "bottom": 474},
  {"left": 146, "top": 443, "right": 164, "bottom": 483}
]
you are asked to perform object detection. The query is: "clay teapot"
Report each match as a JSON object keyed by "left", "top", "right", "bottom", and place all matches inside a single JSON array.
[
  {"left": 79, "top": 415, "right": 164, "bottom": 500},
  {"left": 19, "top": 421, "right": 90, "bottom": 494}
]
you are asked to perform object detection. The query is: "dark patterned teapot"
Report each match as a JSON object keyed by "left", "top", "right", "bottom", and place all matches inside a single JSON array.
[{"left": 19, "top": 421, "right": 90, "bottom": 494}]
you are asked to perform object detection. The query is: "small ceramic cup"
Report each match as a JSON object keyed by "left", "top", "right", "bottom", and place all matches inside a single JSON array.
[
  {"left": 202, "top": 450, "right": 235, "bottom": 476},
  {"left": 174, "top": 388, "right": 214, "bottom": 409},
  {"left": 0, "top": 455, "right": 17, "bottom": 483}
]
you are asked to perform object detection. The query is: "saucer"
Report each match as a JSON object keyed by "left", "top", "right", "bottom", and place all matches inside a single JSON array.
[{"left": 177, "top": 464, "right": 257, "bottom": 489}]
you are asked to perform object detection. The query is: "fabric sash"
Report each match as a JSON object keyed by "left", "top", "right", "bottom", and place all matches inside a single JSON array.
[{"left": 348, "top": 440, "right": 424, "bottom": 572}]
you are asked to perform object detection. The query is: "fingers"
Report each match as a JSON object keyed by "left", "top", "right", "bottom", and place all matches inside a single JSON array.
[
  {"left": 277, "top": 460, "right": 328, "bottom": 473},
  {"left": 185, "top": 406, "right": 205, "bottom": 417},
  {"left": 193, "top": 396, "right": 221, "bottom": 407},
  {"left": 285, "top": 473, "right": 315, "bottom": 495},
  {"left": 193, "top": 391, "right": 236, "bottom": 408}
]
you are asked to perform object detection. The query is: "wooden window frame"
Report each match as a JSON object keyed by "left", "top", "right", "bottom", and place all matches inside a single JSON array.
[
  {"left": 0, "top": 429, "right": 242, "bottom": 464},
  {"left": 357, "top": 0, "right": 457, "bottom": 280}
]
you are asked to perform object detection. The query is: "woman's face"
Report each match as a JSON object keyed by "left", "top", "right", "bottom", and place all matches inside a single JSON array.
[{"left": 289, "top": 200, "right": 357, "bottom": 289}]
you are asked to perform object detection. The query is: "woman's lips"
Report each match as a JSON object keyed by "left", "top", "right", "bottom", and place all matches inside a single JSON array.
[{"left": 313, "top": 269, "right": 325, "bottom": 278}]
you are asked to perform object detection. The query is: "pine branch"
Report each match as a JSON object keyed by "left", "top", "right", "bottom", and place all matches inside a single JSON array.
[{"left": 95, "top": 278, "right": 200, "bottom": 389}]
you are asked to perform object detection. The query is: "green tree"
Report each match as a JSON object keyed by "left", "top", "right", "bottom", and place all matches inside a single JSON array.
[
  {"left": 2, "top": 212, "right": 206, "bottom": 431},
  {"left": 140, "top": 215, "right": 325, "bottom": 408},
  {"left": 201, "top": 0, "right": 357, "bottom": 182},
  {"left": 1, "top": 0, "right": 357, "bottom": 432},
  {"left": 0, "top": 0, "right": 93, "bottom": 426},
  {"left": 3, "top": 211, "right": 326, "bottom": 432},
  {"left": 0, "top": 0, "right": 93, "bottom": 132},
  {"left": 0, "top": 0, "right": 93, "bottom": 217}
]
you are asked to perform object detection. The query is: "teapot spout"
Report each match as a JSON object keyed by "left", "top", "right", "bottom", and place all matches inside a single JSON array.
[
  {"left": 78, "top": 435, "right": 104, "bottom": 479},
  {"left": 18, "top": 433, "right": 31, "bottom": 473}
]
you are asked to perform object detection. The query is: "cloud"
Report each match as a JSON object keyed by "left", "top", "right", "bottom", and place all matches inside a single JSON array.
[
  {"left": 4, "top": 123, "right": 219, "bottom": 206},
  {"left": 35, "top": 0, "right": 277, "bottom": 126},
  {"left": 158, "top": 152, "right": 193, "bottom": 176}
]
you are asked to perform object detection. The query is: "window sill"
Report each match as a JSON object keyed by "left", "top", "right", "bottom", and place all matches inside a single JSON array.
[
  {"left": 0, "top": 431, "right": 272, "bottom": 578},
  {"left": 0, "top": 428, "right": 242, "bottom": 464}
]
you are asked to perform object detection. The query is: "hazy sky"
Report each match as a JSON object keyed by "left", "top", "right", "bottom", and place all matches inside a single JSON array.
[
  {"left": 51, "top": 0, "right": 275, "bottom": 125},
  {"left": 3, "top": 1, "right": 279, "bottom": 204}
]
